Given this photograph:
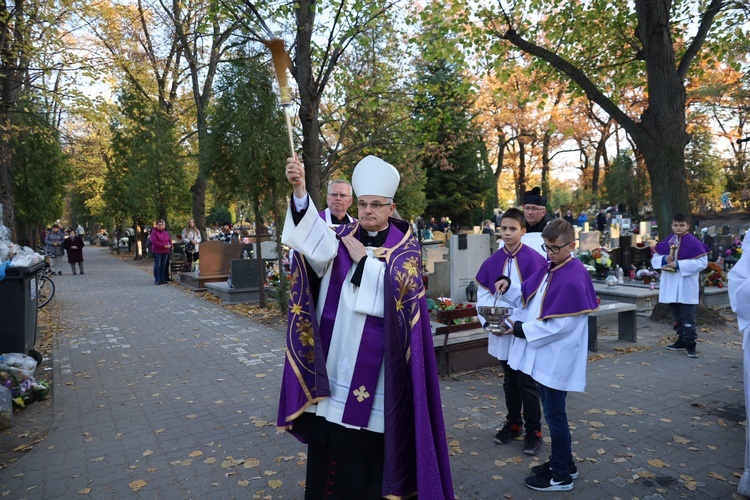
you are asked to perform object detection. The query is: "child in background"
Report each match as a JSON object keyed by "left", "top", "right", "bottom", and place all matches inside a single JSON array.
[
  {"left": 496, "top": 219, "right": 598, "bottom": 491},
  {"left": 652, "top": 213, "right": 710, "bottom": 358},
  {"left": 476, "top": 208, "right": 547, "bottom": 455}
]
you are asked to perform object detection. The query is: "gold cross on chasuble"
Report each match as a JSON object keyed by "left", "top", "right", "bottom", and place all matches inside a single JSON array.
[{"left": 353, "top": 385, "right": 370, "bottom": 402}]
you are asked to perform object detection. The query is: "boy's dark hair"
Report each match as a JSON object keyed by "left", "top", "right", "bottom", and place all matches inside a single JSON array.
[
  {"left": 673, "top": 213, "right": 688, "bottom": 223},
  {"left": 500, "top": 208, "right": 526, "bottom": 227},
  {"left": 542, "top": 218, "right": 575, "bottom": 242}
]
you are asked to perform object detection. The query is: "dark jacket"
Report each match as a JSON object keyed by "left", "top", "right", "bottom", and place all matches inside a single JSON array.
[
  {"left": 63, "top": 236, "right": 85, "bottom": 263},
  {"left": 526, "top": 217, "right": 548, "bottom": 233}
]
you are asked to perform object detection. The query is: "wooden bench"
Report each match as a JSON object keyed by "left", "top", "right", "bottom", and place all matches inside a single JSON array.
[
  {"left": 434, "top": 307, "right": 487, "bottom": 375},
  {"left": 588, "top": 302, "right": 637, "bottom": 352}
]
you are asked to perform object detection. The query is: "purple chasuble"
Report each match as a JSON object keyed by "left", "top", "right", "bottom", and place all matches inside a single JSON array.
[
  {"left": 277, "top": 217, "right": 454, "bottom": 499},
  {"left": 521, "top": 256, "right": 599, "bottom": 320},
  {"left": 655, "top": 232, "right": 710, "bottom": 260},
  {"left": 475, "top": 243, "right": 547, "bottom": 291}
]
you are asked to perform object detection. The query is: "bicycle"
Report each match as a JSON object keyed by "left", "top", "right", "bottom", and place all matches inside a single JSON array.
[{"left": 36, "top": 252, "right": 55, "bottom": 309}]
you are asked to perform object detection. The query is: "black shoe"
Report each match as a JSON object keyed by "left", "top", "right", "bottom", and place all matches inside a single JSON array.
[
  {"left": 525, "top": 471, "right": 574, "bottom": 491},
  {"left": 524, "top": 431, "right": 543, "bottom": 455},
  {"left": 666, "top": 339, "right": 686, "bottom": 351},
  {"left": 494, "top": 422, "right": 523, "bottom": 445},
  {"left": 686, "top": 342, "right": 698, "bottom": 358},
  {"left": 58, "top": 271, "right": 62, "bottom": 276},
  {"left": 72, "top": 271, "right": 76, "bottom": 275},
  {"left": 532, "top": 459, "right": 579, "bottom": 479},
  {"left": 80, "top": 272, "right": 84, "bottom": 275}
]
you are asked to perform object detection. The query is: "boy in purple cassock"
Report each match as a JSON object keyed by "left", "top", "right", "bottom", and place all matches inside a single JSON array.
[
  {"left": 277, "top": 155, "right": 453, "bottom": 499},
  {"left": 495, "top": 218, "right": 598, "bottom": 492},
  {"left": 476, "top": 208, "right": 547, "bottom": 455},
  {"left": 651, "top": 213, "right": 710, "bottom": 358}
]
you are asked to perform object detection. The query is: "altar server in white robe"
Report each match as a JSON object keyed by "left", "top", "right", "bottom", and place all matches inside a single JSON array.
[{"left": 729, "top": 234, "right": 750, "bottom": 497}]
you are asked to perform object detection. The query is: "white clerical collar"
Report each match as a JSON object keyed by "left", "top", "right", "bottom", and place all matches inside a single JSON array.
[{"left": 366, "top": 222, "right": 388, "bottom": 237}]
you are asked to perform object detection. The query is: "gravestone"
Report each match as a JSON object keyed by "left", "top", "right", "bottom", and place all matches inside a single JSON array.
[
  {"left": 431, "top": 261, "right": 451, "bottom": 299},
  {"left": 231, "top": 259, "right": 260, "bottom": 289},
  {"left": 180, "top": 240, "right": 242, "bottom": 290},
  {"left": 579, "top": 231, "right": 601, "bottom": 252},
  {"left": 423, "top": 246, "right": 449, "bottom": 274},
  {"left": 448, "top": 233, "right": 491, "bottom": 303},
  {"left": 257, "top": 240, "right": 278, "bottom": 260},
  {"left": 608, "top": 224, "right": 621, "bottom": 248}
]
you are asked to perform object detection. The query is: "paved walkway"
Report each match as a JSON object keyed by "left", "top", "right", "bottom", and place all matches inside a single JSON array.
[{"left": 0, "top": 246, "right": 746, "bottom": 499}]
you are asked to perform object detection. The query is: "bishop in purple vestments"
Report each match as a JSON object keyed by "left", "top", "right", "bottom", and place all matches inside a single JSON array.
[{"left": 277, "top": 155, "right": 453, "bottom": 499}]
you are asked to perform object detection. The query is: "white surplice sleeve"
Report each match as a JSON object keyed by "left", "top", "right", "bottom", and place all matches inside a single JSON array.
[{"left": 281, "top": 196, "right": 338, "bottom": 277}]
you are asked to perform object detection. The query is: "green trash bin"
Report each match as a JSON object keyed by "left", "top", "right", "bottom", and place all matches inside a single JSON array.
[{"left": 0, "top": 261, "right": 44, "bottom": 358}]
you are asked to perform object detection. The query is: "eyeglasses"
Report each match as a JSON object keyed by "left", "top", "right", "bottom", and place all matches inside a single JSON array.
[
  {"left": 357, "top": 201, "right": 391, "bottom": 210},
  {"left": 524, "top": 206, "right": 545, "bottom": 212},
  {"left": 541, "top": 241, "right": 573, "bottom": 254},
  {"left": 327, "top": 193, "right": 351, "bottom": 198}
]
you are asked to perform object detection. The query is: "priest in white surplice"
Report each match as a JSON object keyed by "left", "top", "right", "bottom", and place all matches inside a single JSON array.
[
  {"left": 276, "top": 155, "right": 453, "bottom": 499},
  {"left": 321, "top": 179, "right": 356, "bottom": 226}
]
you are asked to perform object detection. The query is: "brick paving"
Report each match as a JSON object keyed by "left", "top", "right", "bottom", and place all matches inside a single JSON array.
[{"left": 0, "top": 245, "right": 745, "bottom": 499}]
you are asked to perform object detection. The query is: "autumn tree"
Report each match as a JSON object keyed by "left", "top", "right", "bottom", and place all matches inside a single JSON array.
[
  {"left": 237, "top": 0, "right": 402, "bottom": 209},
  {"left": 475, "top": 0, "right": 747, "bottom": 238},
  {"left": 319, "top": 17, "right": 426, "bottom": 220}
]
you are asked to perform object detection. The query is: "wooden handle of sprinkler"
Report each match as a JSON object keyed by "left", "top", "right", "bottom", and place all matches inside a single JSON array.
[{"left": 284, "top": 108, "right": 295, "bottom": 161}]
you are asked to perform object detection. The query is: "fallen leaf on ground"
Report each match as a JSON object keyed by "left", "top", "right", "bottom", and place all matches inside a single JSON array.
[{"left": 129, "top": 480, "right": 147, "bottom": 491}]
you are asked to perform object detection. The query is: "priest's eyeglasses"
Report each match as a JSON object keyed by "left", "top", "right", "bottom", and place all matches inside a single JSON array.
[
  {"left": 357, "top": 201, "right": 390, "bottom": 210},
  {"left": 327, "top": 193, "right": 350, "bottom": 198},
  {"left": 541, "top": 241, "right": 573, "bottom": 254}
]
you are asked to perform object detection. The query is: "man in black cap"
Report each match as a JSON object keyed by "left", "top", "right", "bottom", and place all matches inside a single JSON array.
[{"left": 522, "top": 187, "right": 548, "bottom": 233}]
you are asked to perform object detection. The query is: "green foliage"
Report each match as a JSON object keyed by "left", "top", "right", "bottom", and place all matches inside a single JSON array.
[
  {"left": 12, "top": 100, "right": 69, "bottom": 232},
  {"left": 684, "top": 128, "right": 724, "bottom": 209},
  {"left": 412, "top": 30, "right": 493, "bottom": 227},
  {"left": 105, "top": 86, "right": 190, "bottom": 225},
  {"left": 204, "top": 50, "right": 288, "bottom": 217},
  {"left": 602, "top": 152, "right": 650, "bottom": 214},
  {"left": 207, "top": 206, "right": 234, "bottom": 227},
  {"left": 321, "top": 14, "right": 427, "bottom": 221}
]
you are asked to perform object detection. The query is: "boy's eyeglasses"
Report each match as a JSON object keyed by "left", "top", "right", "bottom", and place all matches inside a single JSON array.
[{"left": 541, "top": 241, "right": 573, "bottom": 254}]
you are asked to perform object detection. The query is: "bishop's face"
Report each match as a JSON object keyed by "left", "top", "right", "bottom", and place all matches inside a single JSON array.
[{"left": 357, "top": 196, "right": 395, "bottom": 232}]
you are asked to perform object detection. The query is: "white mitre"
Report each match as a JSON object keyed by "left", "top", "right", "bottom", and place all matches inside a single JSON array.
[{"left": 351, "top": 155, "right": 400, "bottom": 198}]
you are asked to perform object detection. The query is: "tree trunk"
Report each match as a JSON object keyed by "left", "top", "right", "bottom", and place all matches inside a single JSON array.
[
  {"left": 516, "top": 140, "right": 527, "bottom": 205},
  {"left": 541, "top": 131, "right": 551, "bottom": 203},
  {"left": 493, "top": 130, "right": 508, "bottom": 209},
  {"left": 0, "top": 137, "right": 14, "bottom": 237},
  {"left": 253, "top": 196, "right": 266, "bottom": 308}
]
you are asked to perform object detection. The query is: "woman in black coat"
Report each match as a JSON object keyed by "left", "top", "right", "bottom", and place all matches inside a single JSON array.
[{"left": 62, "top": 229, "right": 85, "bottom": 275}]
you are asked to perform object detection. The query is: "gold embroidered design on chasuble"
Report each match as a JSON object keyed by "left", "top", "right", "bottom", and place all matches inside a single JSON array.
[
  {"left": 296, "top": 318, "right": 316, "bottom": 365},
  {"left": 353, "top": 385, "right": 370, "bottom": 402}
]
